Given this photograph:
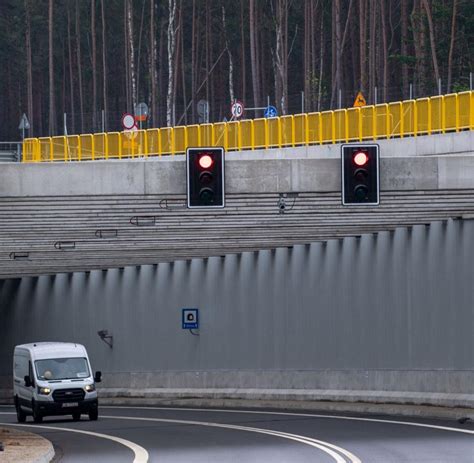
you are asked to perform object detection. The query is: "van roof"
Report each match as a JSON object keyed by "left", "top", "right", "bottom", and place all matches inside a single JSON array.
[{"left": 15, "top": 342, "right": 87, "bottom": 360}]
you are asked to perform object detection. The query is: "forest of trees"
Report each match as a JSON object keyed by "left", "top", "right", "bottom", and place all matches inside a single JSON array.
[{"left": 0, "top": 0, "right": 472, "bottom": 141}]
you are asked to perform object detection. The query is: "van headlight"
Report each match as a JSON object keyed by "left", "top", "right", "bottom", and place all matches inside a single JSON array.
[
  {"left": 84, "top": 384, "right": 95, "bottom": 393},
  {"left": 37, "top": 387, "right": 51, "bottom": 395}
]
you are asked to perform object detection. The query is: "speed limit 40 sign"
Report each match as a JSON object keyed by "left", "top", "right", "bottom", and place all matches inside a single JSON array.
[{"left": 231, "top": 100, "right": 244, "bottom": 119}]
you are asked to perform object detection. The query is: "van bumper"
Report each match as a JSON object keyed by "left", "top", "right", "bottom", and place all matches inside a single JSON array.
[{"left": 36, "top": 398, "right": 98, "bottom": 415}]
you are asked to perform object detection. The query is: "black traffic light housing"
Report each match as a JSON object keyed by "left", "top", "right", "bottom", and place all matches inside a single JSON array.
[
  {"left": 341, "top": 144, "right": 379, "bottom": 206},
  {"left": 186, "top": 147, "right": 225, "bottom": 208}
]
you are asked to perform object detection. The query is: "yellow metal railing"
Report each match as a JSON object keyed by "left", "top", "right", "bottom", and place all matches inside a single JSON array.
[{"left": 22, "top": 91, "right": 474, "bottom": 162}]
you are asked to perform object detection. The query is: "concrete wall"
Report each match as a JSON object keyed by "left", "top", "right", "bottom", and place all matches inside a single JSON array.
[
  {"left": 1, "top": 218, "right": 473, "bottom": 396},
  {"left": 2, "top": 132, "right": 474, "bottom": 198}
]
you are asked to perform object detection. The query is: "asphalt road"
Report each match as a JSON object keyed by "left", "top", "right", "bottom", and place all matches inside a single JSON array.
[{"left": 0, "top": 405, "right": 473, "bottom": 462}]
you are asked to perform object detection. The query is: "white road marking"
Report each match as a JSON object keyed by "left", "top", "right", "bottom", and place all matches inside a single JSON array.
[
  {"left": 0, "top": 418, "right": 149, "bottom": 463},
  {"left": 103, "top": 405, "right": 474, "bottom": 436},
  {"left": 103, "top": 414, "right": 361, "bottom": 463}
]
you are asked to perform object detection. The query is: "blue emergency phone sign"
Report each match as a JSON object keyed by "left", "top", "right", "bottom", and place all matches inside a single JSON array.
[{"left": 182, "top": 308, "right": 199, "bottom": 329}]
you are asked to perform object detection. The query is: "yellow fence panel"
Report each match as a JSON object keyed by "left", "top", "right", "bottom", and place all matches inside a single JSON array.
[
  {"left": 79, "top": 134, "right": 94, "bottom": 159},
  {"left": 174, "top": 126, "right": 186, "bottom": 154},
  {"left": 51, "top": 136, "right": 67, "bottom": 161},
  {"left": 200, "top": 124, "right": 213, "bottom": 147},
  {"left": 253, "top": 119, "right": 266, "bottom": 148},
  {"left": 93, "top": 133, "right": 107, "bottom": 159},
  {"left": 388, "top": 102, "right": 402, "bottom": 137},
  {"left": 293, "top": 114, "right": 307, "bottom": 146},
  {"left": 307, "top": 112, "right": 322, "bottom": 144},
  {"left": 374, "top": 104, "right": 389, "bottom": 138},
  {"left": 160, "top": 127, "right": 173, "bottom": 155},
  {"left": 240, "top": 120, "right": 253, "bottom": 150},
  {"left": 267, "top": 118, "right": 281, "bottom": 147},
  {"left": 38, "top": 138, "right": 52, "bottom": 161},
  {"left": 334, "top": 110, "right": 346, "bottom": 142},
  {"left": 146, "top": 129, "right": 159, "bottom": 156},
  {"left": 416, "top": 98, "right": 430, "bottom": 134},
  {"left": 430, "top": 96, "right": 444, "bottom": 133},
  {"left": 280, "top": 115, "right": 294, "bottom": 147},
  {"left": 227, "top": 121, "right": 240, "bottom": 150},
  {"left": 213, "top": 122, "right": 227, "bottom": 148},
  {"left": 22, "top": 139, "right": 36, "bottom": 162},
  {"left": 361, "top": 106, "right": 375, "bottom": 140},
  {"left": 457, "top": 91, "right": 471, "bottom": 130},
  {"left": 186, "top": 125, "right": 200, "bottom": 148},
  {"left": 320, "top": 111, "right": 333, "bottom": 143},
  {"left": 347, "top": 108, "right": 360, "bottom": 141},
  {"left": 106, "top": 132, "right": 121, "bottom": 158},
  {"left": 444, "top": 93, "right": 458, "bottom": 131},
  {"left": 401, "top": 100, "right": 415, "bottom": 136}
]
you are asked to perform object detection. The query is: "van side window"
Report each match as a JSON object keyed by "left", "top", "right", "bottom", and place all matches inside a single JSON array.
[
  {"left": 14, "top": 355, "right": 28, "bottom": 379},
  {"left": 28, "top": 361, "right": 35, "bottom": 387}
]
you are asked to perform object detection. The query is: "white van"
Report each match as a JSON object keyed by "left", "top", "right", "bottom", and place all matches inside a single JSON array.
[{"left": 13, "top": 342, "right": 101, "bottom": 423}]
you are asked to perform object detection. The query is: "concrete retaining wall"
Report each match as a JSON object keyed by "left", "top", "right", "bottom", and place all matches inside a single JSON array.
[{"left": 0, "top": 218, "right": 473, "bottom": 407}]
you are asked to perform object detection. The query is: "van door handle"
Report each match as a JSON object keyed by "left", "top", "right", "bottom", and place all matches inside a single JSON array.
[{"left": 14, "top": 379, "right": 21, "bottom": 384}]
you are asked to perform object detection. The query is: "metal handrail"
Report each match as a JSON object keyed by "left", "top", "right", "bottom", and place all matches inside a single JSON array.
[{"left": 22, "top": 91, "right": 474, "bottom": 162}]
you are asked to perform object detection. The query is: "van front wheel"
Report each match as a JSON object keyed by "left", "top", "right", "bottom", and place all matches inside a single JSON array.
[
  {"left": 89, "top": 409, "right": 98, "bottom": 421},
  {"left": 15, "top": 399, "right": 26, "bottom": 423},
  {"left": 31, "top": 401, "right": 43, "bottom": 423}
]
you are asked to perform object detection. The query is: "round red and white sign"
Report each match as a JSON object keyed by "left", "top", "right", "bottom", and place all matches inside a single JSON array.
[
  {"left": 121, "top": 113, "right": 136, "bottom": 130},
  {"left": 230, "top": 101, "right": 244, "bottom": 119}
]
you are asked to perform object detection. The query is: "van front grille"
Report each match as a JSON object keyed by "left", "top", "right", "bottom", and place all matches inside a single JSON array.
[{"left": 52, "top": 388, "right": 85, "bottom": 403}]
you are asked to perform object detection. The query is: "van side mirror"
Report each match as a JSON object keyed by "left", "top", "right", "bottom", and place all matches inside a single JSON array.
[
  {"left": 24, "top": 375, "right": 32, "bottom": 388},
  {"left": 94, "top": 371, "right": 102, "bottom": 383}
]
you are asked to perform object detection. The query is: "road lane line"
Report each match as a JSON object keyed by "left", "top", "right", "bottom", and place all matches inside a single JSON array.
[
  {"left": 103, "top": 405, "right": 474, "bottom": 435},
  {"left": 103, "top": 414, "right": 360, "bottom": 463},
  {"left": 0, "top": 418, "right": 149, "bottom": 463}
]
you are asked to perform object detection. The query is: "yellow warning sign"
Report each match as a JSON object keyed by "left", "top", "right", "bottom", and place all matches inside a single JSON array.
[{"left": 353, "top": 92, "right": 367, "bottom": 107}]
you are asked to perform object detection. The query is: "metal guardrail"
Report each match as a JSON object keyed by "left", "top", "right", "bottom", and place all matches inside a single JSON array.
[
  {"left": 0, "top": 142, "right": 21, "bottom": 162},
  {"left": 22, "top": 91, "right": 473, "bottom": 162}
]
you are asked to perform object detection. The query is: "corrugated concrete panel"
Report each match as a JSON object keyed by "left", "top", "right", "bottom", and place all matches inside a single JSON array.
[{"left": 0, "top": 219, "right": 472, "bottom": 394}]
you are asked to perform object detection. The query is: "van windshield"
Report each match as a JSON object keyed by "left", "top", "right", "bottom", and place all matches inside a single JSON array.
[{"left": 35, "top": 358, "right": 90, "bottom": 380}]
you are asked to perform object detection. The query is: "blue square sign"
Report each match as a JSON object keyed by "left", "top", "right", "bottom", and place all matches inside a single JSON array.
[{"left": 182, "top": 308, "right": 199, "bottom": 329}]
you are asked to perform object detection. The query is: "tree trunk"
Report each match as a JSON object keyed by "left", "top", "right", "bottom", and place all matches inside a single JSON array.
[
  {"left": 67, "top": 1, "right": 75, "bottom": 134},
  {"left": 421, "top": 0, "right": 440, "bottom": 87},
  {"left": 191, "top": 0, "right": 197, "bottom": 123},
  {"left": 48, "top": 0, "right": 56, "bottom": 135},
  {"left": 166, "top": 0, "right": 177, "bottom": 126},
  {"left": 150, "top": 0, "right": 158, "bottom": 126},
  {"left": 91, "top": 0, "right": 97, "bottom": 131},
  {"left": 127, "top": 0, "right": 137, "bottom": 112},
  {"left": 25, "top": 0, "right": 34, "bottom": 135},
  {"left": 359, "top": 0, "right": 367, "bottom": 93},
  {"left": 380, "top": 0, "right": 388, "bottom": 101},
  {"left": 76, "top": 0, "right": 84, "bottom": 133},
  {"left": 401, "top": 0, "right": 409, "bottom": 98},
  {"left": 101, "top": 0, "right": 107, "bottom": 131},
  {"left": 249, "top": 0, "right": 261, "bottom": 109},
  {"left": 240, "top": 1, "right": 246, "bottom": 103},
  {"left": 222, "top": 6, "right": 235, "bottom": 104},
  {"left": 368, "top": 0, "right": 376, "bottom": 103},
  {"left": 447, "top": 0, "right": 458, "bottom": 92}
]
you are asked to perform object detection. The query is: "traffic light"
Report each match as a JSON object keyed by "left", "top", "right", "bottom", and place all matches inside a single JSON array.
[
  {"left": 186, "top": 147, "right": 225, "bottom": 208},
  {"left": 341, "top": 144, "right": 379, "bottom": 205}
]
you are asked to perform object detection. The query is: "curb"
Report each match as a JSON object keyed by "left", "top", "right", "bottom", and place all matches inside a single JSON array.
[{"left": 0, "top": 427, "right": 55, "bottom": 463}]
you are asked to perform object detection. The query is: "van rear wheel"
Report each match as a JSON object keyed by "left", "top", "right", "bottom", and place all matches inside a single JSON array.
[{"left": 15, "top": 399, "right": 26, "bottom": 423}]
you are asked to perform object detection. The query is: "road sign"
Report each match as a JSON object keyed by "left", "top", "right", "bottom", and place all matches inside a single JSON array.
[
  {"left": 231, "top": 100, "right": 244, "bottom": 119},
  {"left": 134, "top": 102, "right": 149, "bottom": 122},
  {"left": 353, "top": 92, "right": 367, "bottom": 107},
  {"left": 264, "top": 105, "right": 278, "bottom": 118},
  {"left": 121, "top": 113, "right": 136, "bottom": 130},
  {"left": 18, "top": 113, "right": 30, "bottom": 130},
  {"left": 182, "top": 308, "right": 199, "bottom": 329}
]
